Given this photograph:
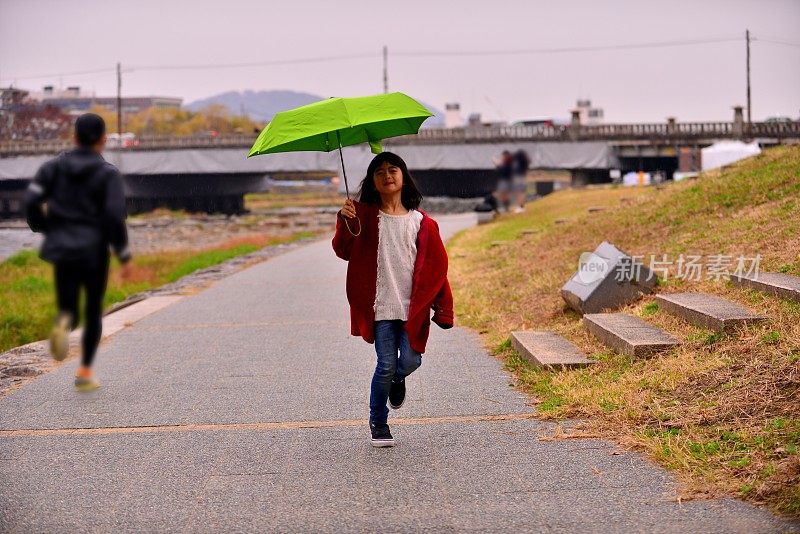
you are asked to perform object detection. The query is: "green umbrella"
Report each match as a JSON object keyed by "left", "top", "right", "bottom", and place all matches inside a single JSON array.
[{"left": 247, "top": 92, "right": 433, "bottom": 198}]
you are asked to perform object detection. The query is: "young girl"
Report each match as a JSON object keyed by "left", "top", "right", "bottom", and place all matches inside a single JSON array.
[{"left": 332, "top": 152, "right": 453, "bottom": 447}]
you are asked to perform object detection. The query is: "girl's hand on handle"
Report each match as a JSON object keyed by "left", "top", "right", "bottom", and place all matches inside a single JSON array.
[{"left": 341, "top": 198, "right": 357, "bottom": 219}]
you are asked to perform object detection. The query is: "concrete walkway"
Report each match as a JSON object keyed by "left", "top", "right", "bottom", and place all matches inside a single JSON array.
[{"left": 0, "top": 214, "right": 796, "bottom": 533}]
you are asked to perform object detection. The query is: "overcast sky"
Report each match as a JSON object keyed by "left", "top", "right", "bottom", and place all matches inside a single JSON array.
[{"left": 1, "top": 0, "right": 798, "bottom": 123}]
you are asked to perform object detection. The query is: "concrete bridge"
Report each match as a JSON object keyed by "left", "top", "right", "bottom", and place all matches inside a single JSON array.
[
  {"left": 3, "top": 105, "right": 799, "bottom": 157},
  {"left": 1, "top": 110, "right": 798, "bottom": 218}
]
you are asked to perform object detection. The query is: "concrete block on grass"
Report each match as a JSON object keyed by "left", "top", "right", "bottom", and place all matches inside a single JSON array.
[
  {"left": 655, "top": 292, "right": 768, "bottom": 332},
  {"left": 561, "top": 241, "right": 657, "bottom": 315},
  {"left": 583, "top": 313, "right": 679, "bottom": 358},
  {"left": 511, "top": 331, "right": 595, "bottom": 370},
  {"left": 730, "top": 272, "right": 800, "bottom": 303}
]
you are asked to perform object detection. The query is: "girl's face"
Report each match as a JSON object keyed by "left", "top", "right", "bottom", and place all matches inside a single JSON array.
[{"left": 373, "top": 161, "right": 403, "bottom": 197}]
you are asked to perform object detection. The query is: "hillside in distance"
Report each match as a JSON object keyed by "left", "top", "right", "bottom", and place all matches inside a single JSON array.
[{"left": 186, "top": 90, "right": 444, "bottom": 126}]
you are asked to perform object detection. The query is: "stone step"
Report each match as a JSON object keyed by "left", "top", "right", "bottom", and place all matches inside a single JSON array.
[
  {"left": 655, "top": 292, "right": 768, "bottom": 332},
  {"left": 510, "top": 331, "right": 595, "bottom": 369},
  {"left": 730, "top": 272, "right": 800, "bottom": 303},
  {"left": 583, "top": 313, "right": 680, "bottom": 357}
]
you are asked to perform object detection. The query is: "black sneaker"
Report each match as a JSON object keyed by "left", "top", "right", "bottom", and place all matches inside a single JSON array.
[
  {"left": 370, "top": 424, "right": 395, "bottom": 448},
  {"left": 389, "top": 379, "right": 406, "bottom": 410}
]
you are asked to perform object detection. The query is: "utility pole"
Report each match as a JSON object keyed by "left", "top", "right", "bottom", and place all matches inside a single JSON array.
[
  {"left": 382, "top": 46, "right": 388, "bottom": 94},
  {"left": 746, "top": 29, "right": 751, "bottom": 127},
  {"left": 116, "top": 62, "right": 122, "bottom": 137},
  {"left": 117, "top": 62, "right": 122, "bottom": 137}
]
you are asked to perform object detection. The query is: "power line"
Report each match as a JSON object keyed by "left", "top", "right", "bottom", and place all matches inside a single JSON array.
[
  {"left": 392, "top": 36, "right": 744, "bottom": 58},
  {"left": 4, "top": 33, "right": 796, "bottom": 84},
  {"left": 129, "top": 53, "right": 376, "bottom": 72},
  {"left": 753, "top": 38, "right": 800, "bottom": 48},
  {"left": 0, "top": 54, "right": 376, "bottom": 83},
  {"left": 2, "top": 66, "right": 116, "bottom": 82}
]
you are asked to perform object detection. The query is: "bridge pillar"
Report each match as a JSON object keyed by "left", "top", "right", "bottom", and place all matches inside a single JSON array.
[
  {"left": 678, "top": 146, "right": 702, "bottom": 172},
  {"left": 570, "top": 110, "right": 581, "bottom": 140},
  {"left": 666, "top": 117, "right": 676, "bottom": 134},
  {"left": 733, "top": 106, "right": 744, "bottom": 139}
]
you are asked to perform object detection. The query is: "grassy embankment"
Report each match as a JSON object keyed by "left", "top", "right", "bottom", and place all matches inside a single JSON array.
[
  {"left": 0, "top": 232, "right": 315, "bottom": 353},
  {"left": 448, "top": 145, "right": 800, "bottom": 514}
]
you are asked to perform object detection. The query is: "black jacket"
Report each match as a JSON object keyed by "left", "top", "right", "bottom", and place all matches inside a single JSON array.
[
  {"left": 512, "top": 150, "right": 530, "bottom": 175},
  {"left": 25, "top": 148, "right": 131, "bottom": 265}
]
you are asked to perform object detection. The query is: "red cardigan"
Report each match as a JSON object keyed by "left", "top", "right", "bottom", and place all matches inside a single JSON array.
[{"left": 332, "top": 200, "right": 454, "bottom": 354}]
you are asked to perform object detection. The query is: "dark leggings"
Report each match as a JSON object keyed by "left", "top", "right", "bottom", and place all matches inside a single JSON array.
[{"left": 54, "top": 256, "right": 109, "bottom": 367}]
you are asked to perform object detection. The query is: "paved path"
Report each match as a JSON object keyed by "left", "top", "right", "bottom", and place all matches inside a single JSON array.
[{"left": 0, "top": 214, "right": 796, "bottom": 533}]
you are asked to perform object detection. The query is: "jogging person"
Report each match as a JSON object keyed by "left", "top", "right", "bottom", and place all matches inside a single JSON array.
[
  {"left": 511, "top": 148, "right": 530, "bottom": 213},
  {"left": 25, "top": 113, "right": 131, "bottom": 391},
  {"left": 333, "top": 152, "right": 454, "bottom": 447},
  {"left": 492, "top": 150, "right": 513, "bottom": 212}
]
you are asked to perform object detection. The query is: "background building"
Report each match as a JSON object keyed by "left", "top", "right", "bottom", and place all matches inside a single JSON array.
[
  {"left": 576, "top": 99, "right": 604, "bottom": 125},
  {"left": 0, "top": 87, "right": 72, "bottom": 140},
  {"left": 444, "top": 102, "right": 463, "bottom": 128},
  {"left": 29, "top": 86, "right": 182, "bottom": 116}
]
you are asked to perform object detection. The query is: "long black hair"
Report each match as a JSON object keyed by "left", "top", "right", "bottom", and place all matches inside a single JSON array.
[{"left": 357, "top": 152, "right": 423, "bottom": 210}]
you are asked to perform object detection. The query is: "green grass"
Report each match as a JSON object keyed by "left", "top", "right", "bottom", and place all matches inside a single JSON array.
[
  {"left": 761, "top": 331, "right": 781, "bottom": 345},
  {"left": 165, "top": 244, "right": 260, "bottom": 282},
  {"left": 641, "top": 302, "right": 659, "bottom": 316},
  {"left": 1, "top": 251, "right": 58, "bottom": 350}
]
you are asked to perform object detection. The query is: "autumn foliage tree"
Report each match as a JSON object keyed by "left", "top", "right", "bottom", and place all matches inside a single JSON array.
[{"left": 89, "top": 104, "right": 260, "bottom": 137}]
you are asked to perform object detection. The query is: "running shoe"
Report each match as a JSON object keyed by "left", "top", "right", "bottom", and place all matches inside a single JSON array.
[
  {"left": 74, "top": 374, "right": 100, "bottom": 392},
  {"left": 49, "top": 314, "right": 71, "bottom": 362}
]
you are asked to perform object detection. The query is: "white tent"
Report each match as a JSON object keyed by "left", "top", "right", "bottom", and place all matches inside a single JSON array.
[{"left": 701, "top": 141, "right": 761, "bottom": 171}]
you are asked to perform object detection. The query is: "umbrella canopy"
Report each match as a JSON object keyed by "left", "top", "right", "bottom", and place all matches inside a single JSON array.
[{"left": 247, "top": 92, "right": 433, "bottom": 158}]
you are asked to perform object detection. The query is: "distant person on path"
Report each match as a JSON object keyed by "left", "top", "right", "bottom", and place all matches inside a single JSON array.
[
  {"left": 511, "top": 149, "right": 530, "bottom": 213},
  {"left": 492, "top": 150, "right": 513, "bottom": 212},
  {"left": 25, "top": 113, "right": 132, "bottom": 391},
  {"left": 333, "top": 152, "right": 454, "bottom": 447}
]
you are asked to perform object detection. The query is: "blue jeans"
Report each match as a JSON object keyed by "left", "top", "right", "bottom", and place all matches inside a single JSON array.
[{"left": 369, "top": 320, "right": 422, "bottom": 427}]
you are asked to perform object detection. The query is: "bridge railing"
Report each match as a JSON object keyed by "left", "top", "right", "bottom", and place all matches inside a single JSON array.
[
  {"left": 396, "top": 125, "right": 572, "bottom": 143},
  {"left": 0, "top": 138, "right": 73, "bottom": 155},
  {"left": 749, "top": 121, "right": 800, "bottom": 137},
  {"left": 579, "top": 122, "right": 735, "bottom": 139},
  {"left": 2, "top": 121, "right": 799, "bottom": 156},
  {"left": 390, "top": 121, "right": 800, "bottom": 143},
  {"left": 135, "top": 134, "right": 259, "bottom": 148},
  {"left": 0, "top": 135, "right": 260, "bottom": 156}
]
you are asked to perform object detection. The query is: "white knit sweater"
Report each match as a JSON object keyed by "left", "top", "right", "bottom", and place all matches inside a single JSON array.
[{"left": 374, "top": 209, "right": 423, "bottom": 321}]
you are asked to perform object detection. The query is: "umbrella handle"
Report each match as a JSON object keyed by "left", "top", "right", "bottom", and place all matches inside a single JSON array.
[
  {"left": 336, "top": 132, "right": 360, "bottom": 235},
  {"left": 344, "top": 215, "right": 362, "bottom": 237},
  {"left": 336, "top": 131, "right": 350, "bottom": 199}
]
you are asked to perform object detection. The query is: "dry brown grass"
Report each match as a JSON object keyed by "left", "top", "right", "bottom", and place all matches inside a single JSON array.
[
  {"left": 245, "top": 189, "right": 344, "bottom": 210},
  {"left": 448, "top": 145, "right": 800, "bottom": 515}
]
